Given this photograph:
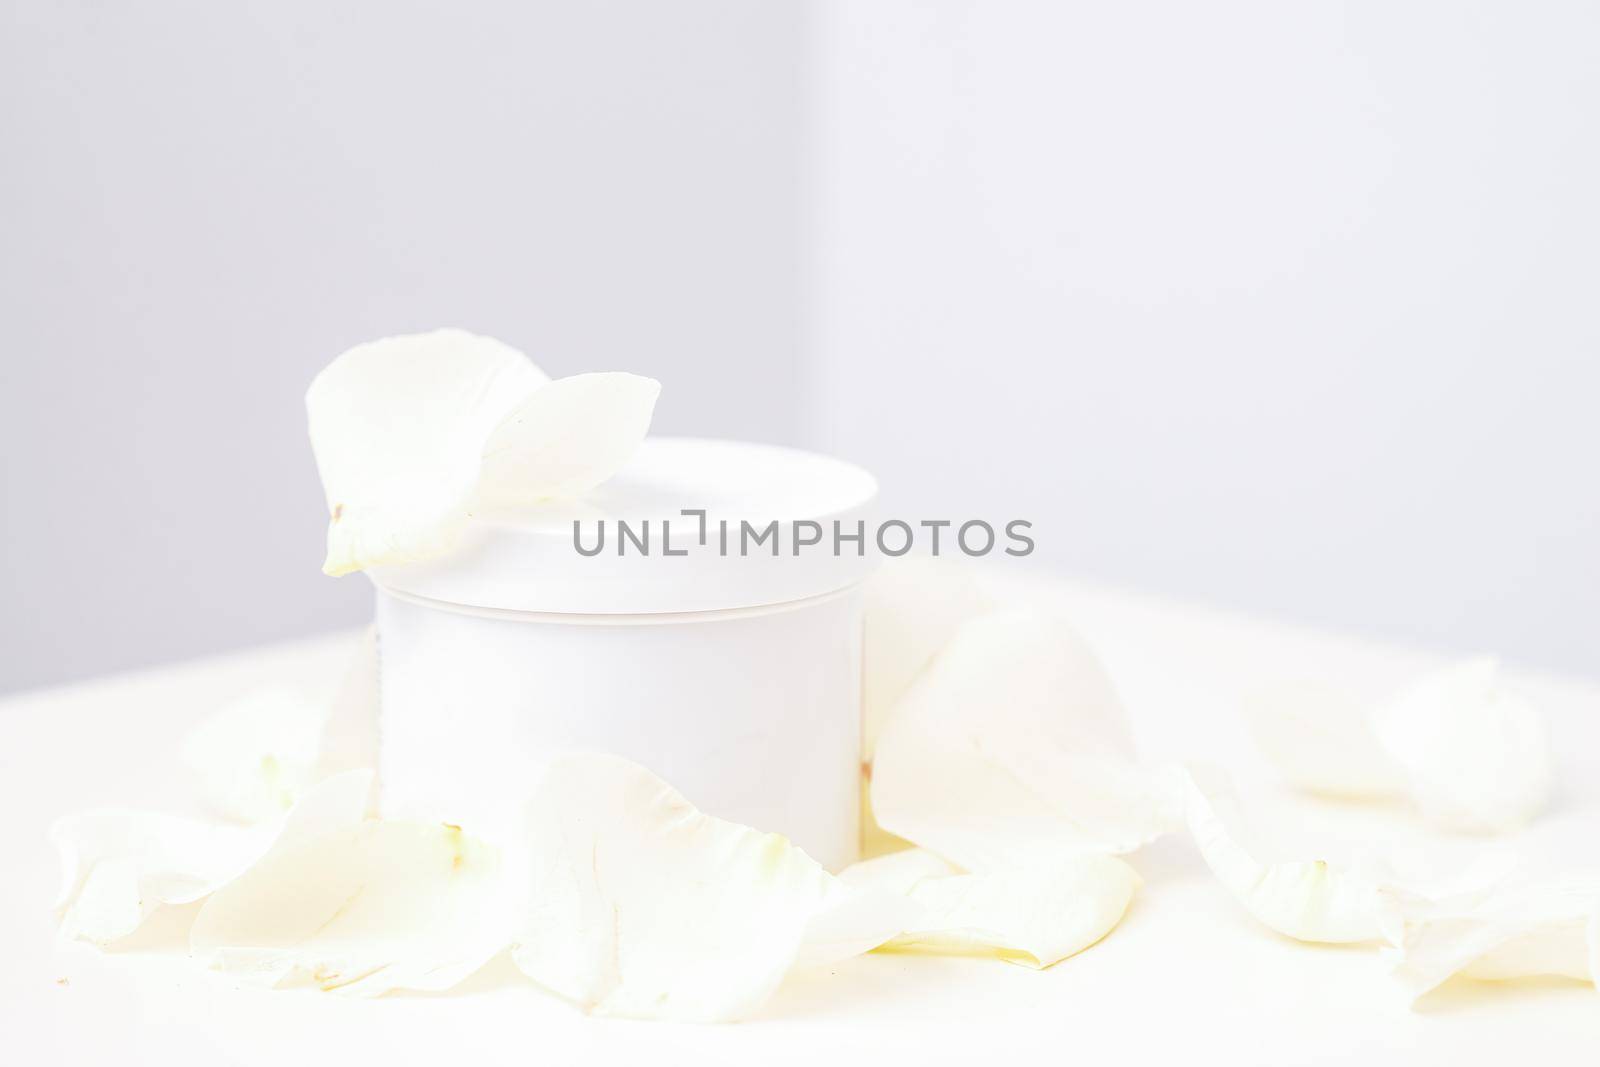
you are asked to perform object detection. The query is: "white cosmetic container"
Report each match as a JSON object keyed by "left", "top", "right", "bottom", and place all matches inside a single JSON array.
[{"left": 368, "top": 438, "right": 878, "bottom": 871}]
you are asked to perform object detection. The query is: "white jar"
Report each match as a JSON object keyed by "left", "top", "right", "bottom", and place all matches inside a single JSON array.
[{"left": 368, "top": 438, "right": 878, "bottom": 871}]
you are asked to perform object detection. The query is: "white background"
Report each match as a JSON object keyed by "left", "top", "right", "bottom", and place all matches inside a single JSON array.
[{"left": 3, "top": 0, "right": 1597, "bottom": 692}]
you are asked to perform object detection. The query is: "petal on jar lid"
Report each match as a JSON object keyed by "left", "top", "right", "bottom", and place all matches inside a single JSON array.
[
  {"left": 190, "top": 780, "right": 510, "bottom": 996},
  {"left": 1241, "top": 681, "right": 1407, "bottom": 800},
  {"left": 869, "top": 610, "right": 1175, "bottom": 872},
  {"left": 1176, "top": 764, "right": 1393, "bottom": 944},
  {"left": 511, "top": 753, "right": 901, "bottom": 1023},
  {"left": 1371, "top": 659, "right": 1553, "bottom": 834},
  {"left": 307, "top": 328, "right": 548, "bottom": 576},
  {"left": 1385, "top": 879, "right": 1600, "bottom": 1003},
  {"left": 839, "top": 846, "right": 1139, "bottom": 969},
  {"left": 476, "top": 371, "right": 660, "bottom": 507},
  {"left": 51, "top": 770, "right": 373, "bottom": 945}
]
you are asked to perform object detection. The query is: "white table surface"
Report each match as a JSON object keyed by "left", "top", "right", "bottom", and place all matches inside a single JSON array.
[{"left": 5, "top": 572, "right": 1598, "bottom": 1064}]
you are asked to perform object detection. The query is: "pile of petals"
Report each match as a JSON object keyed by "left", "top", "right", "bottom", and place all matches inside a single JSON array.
[
  {"left": 53, "top": 667, "right": 903, "bottom": 1015},
  {"left": 50, "top": 331, "right": 1600, "bottom": 1020},
  {"left": 861, "top": 562, "right": 1599, "bottom": 998},
  {"left": 54, "top": 561, "right": 1599, "bottom": 1019}
]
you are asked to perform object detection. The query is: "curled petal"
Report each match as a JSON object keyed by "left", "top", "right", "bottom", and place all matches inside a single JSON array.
[
  {"left": 841, "top": 847, "right": 1139, "bottom": 968},
  {"left": 477, "top": 372, "right": 660, "bottom": 506},
  {"left": 1386, "top": 880, "right": 1600, "bottom": 1002},
  {"left": 307, "top": 328, "right": 547, "bottom": 576},
  {"left": 860, "top": 559, "right": 992, "bottom": 856},
  {"left": 840, "top": 847, "right": 961, "bottom": 896},
  {"left": 1177, "top": 765, "right": 1391, "bottom": 944},
  {"left": 191, "top": 786, "right": 508, "bottom": 997},
  {"left": 793, "top": 878, "right": 921, "bottom": 971},
  {"left": 871, "top": 610, "right": 1173, "bottom": 872},
  {"left": 51, "top": 771, "right": 372, "bottom": 945},
  {"left": 861, "top": 557, "right": 993, "bottom": 761},
  {"left": 1241, "top": 682, "right": 1405, "bottom": 800},
  {"left": 513, "top": 753, "right": 896, "bottom": 1022},
  {"left": 51, "top": 813, "right": 277, "bottom": 944},
  {"left": 1372, "top": 659, "right": 1553, "bottom": 833}
]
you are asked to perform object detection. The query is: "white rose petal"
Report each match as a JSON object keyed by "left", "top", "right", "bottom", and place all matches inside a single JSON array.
[
  {"left": 1386, "top": 879, "right": 1600, "bottom": 1002},
  {"left": 1241, "top": 682, "right": 1406, "bottom": 800},
  {"left": 1244, "top": 660, "right": 1553, "bottom": 834},
  {"left": 840, "top": 846, "right": 960, "bottom": 896},
  {"left": 52, "top": 814, "right": 276, "bottom": 944},
  {"left": 178, "top": 629, "right": 381, "bottom": 822},
  {"left": 512, "top": 753, "right": 899, "bottom": 1022},
  {"left": 308, "top": 328, "right": 547, "bottom": 576},
  {"left": 51, "top": 771, "right": 372, "bottom": 945},
  {"left": 792, "top": 878, "right": 921, "bottom": 971},
  {"left": 860, "top": 558, "right": 994, "bottom": 854},
  {"left": 1372, "top": 659, "right": 1553, "bottom": 834},
  {"left": 1177, "top": 765, "right": 1391, "bottom": 944},
  {"left": 861, "top": 557, "right": 993, "bottom": 761},
  {"left": 308, "top": 331, "right": 661, "bottom": 576},
  {"left": 191, "top": 779, "right": 508, "bottom": 996},
  {"left": 182, "top": 688, "right": 328, "bottom": 823},
  {"left": 870, "top": 610, "right": 1173, "bottom": 872},
  {"left": 477, "top": 371, "right": 661, "bottom": 506},
  {"left": 840, "top": 847, "right": 1139, "bottom": 968}
]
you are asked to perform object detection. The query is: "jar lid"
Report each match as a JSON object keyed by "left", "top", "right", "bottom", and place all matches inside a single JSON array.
[{"left": 366, "top": 437, "right": 880, "bottom": 615}]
